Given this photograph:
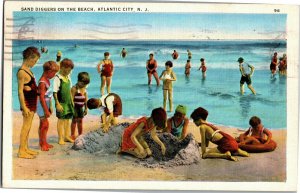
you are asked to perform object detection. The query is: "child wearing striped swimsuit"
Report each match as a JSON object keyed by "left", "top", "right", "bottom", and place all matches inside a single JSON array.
[{"left": 71, "top": 72, "right": 90, "bottom": 140}]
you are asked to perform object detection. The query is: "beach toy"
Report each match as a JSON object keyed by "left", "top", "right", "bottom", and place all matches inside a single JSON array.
[
  {"left": 163, "top": 74, "right": 172, "bottom": 80},
  {"left": 238, "top": 139, "right": 277, "bottom": 153}
]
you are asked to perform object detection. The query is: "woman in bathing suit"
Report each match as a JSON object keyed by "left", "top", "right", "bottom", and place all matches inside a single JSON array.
[{"left": 146, "top": 53, "right": 160, "bottom": 86}]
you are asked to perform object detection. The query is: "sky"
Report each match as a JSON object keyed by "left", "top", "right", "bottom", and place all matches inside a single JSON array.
[{"left": 13, "top": 12, "right": 287, "bottom": 40}]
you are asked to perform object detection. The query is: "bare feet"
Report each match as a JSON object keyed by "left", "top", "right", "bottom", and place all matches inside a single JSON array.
[
  {"left": 26, "top": 148, "right": 39, "bottom": 155},
  {"left": 18, "top": 151, "right": 36, "bottom": 159},
  {"left": 46, "top": 143, "right": 53, "bottom": 148},
  {"left": 64, "top": 136, "right": 74, "bottom": 143},
  {"left": 58, "top": 139, "right": 65, "bottom": 145}
]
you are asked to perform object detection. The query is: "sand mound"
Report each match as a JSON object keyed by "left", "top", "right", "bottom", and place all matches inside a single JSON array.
[{"left": 73, "top": 123, "right": 200, "bottom": 167}]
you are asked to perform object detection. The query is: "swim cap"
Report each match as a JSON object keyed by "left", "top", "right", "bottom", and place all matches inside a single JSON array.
[
  {"left": 237, "top": 57, "right": 244, "bottom": 62},
  {"left": 151, "top": 107, "right": 167, "bottom": 129},
  {"left": 175, "top": 105, "right": 187, "bottom": 115}
]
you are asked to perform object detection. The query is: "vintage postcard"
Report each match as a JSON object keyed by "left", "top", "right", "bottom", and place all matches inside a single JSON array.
[{"left": 2, "top": 0, "right": 299, "bottom": 191}]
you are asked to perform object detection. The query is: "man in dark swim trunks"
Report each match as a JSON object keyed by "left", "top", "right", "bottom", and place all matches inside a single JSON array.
[
  {"left": 238, "top": 57, "right": 256, "bottom": 95},
  {"left": 146, "top": 53, "right": 160, "bottom": 86}
]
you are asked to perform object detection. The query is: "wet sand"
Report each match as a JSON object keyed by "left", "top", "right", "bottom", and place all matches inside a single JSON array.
[{"left": 12, "top": 111, "right": 286, "bottom": 181}]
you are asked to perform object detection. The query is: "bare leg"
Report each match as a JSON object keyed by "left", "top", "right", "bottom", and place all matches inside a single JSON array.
[
  {"left": 247, "top": 84, "right": 256, "bottom": 95},
  {"left": 233, "top": 148, "right": 249, "bottom": 157},
  {"left": 163, "top": 90, "right": 167, "bottom": 111},
  {"left": 168, "top": 89, "right": 173, "bottom": 112},
  {"left": 153, "top": 72, "right": 160, "bottom": 86},
  {"left": 240, "top": 84, "right": 244, "bottom": 95},
  {"left": 106, "top": 76, "right": 112, "bottom": 94},
  {"left": 202, "top": 148, "right": 238, "bottom": 161},
  {"left": 139, "top": 136, "right": 151, "bottom": 156},
  {"left": 18, "top": 111, "right": 36, "bottom": 159},
  {"left": 101, "top": 76, "right": 106, "bottom": 96},
  {"left": 147, "top": 73, "right": 152, "bottom": 85},
  {"left": 57, "top": 119, "right": 65, "bottom": 145}
]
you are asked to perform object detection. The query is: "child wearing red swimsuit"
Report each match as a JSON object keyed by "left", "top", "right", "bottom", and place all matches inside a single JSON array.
[{"left": 97, "top": 52, "right": 114, "bottom": 96}]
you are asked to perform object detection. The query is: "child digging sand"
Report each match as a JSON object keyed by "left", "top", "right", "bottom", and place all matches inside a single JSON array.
[
  {"left": 118, "top": 107, "right": 167, "bottom": 159},
  {"left": 71, "top": 72, "right": 90, "bottom": 140},
  {"left": 17, "top": 46, "right": 40, "bottom": 159},
  {"left": 191, "top": 107, "right": 249, "bottom": 161},
  {"left": 53, "top": 58, "right": 75, "bottom": 145},
  {"left": 159, "top": 61, "right": 176, "bottom": 112},
  {"left": 37, "top": 61, "right": 59, "bottom": 151}
]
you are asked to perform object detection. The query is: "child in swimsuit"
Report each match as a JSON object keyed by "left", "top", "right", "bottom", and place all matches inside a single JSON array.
[
  {"left": 37, "top": 61, "right": 59, "bottom": 151},
  {"left": 166, "top": 105, "right": 189, "bottom": 139},
  {"left": 198, "top": 58, "right": 207, "bottom": 79},
  {"left": 270, "top": 52, "right": 278, "bottom": 78},
  {"left": 146, "top": 53, "right": 160, "bottom": 86},
  {"left": 120, "top": 48, "right": 127, "bottom": 58},
  {"left": 187, "top": 49, "right": 192, "bottom": 59},
  {"left": 118, "top": 107, "right": 167, "bottom": 158},
  {"left": 185, "top": 60, "right": 191, "bottom": 77},
  {"left": 172, "top": 50, "right": 179, "bottom": 60},
  {"left": 56, "top": 50, "right": 62, "bottom": 64},
  {"left": 71, "top": 72, "right": 90, "bottom": 140},
  {"left": 97, "top": 52, "right": 114, "bottom": 96},
  {"left": 159, "top": 61, "right": 177, "bottom": 112},
  {"left": 53, "top": 58, "right": 75, "bottom": 145},
  {"left": 191, "top": 107, "right": 249, "bottom": 161},
  {"left": 87, "top": 93, "right": 122, "bottom": 133},
  {"left": 237, "top": 116, "right": 272, "bottom": 145},
  {"left": 17, "top": 46, "right": 41, "bottom": 159}
]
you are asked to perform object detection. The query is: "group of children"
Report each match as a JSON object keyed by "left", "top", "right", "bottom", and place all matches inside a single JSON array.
[
  {"left": 270, "top": 52, "right": 288, "bottom": 77},
  {"left": 17, "top": 46, "right": 276, "bottom": 161}
]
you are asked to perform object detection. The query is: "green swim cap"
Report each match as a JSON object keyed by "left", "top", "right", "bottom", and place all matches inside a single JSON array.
[{"left": 175, "top": 105, "right": 187, "bottom": 115}]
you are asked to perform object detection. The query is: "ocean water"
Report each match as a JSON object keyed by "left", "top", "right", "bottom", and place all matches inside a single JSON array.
[{"left": 12, "top": 40, "right": 287, "bottom": 129}]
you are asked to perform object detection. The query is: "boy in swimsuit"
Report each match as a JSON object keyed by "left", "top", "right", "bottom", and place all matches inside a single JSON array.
[
  {"left": 146, "top": 53, "right": 160, "bottom": 86},
  {"left": 185, "top": 60, "right": 191, "bottom": 77},
  {"left": 159, "top": 61, "right": 177, "bottom": 112},
  {"left": 17, "top": 46, "right": 41, "bottom": 159},
  {"left": 238, "top": 57, "right": 256, "bottom": 95},
  {"left": 97, "top": 52, "right": 114, "bottom": 96},
  {"left": 118, "top": 107, "right": 167, "bottom": 158},
  {"left": 166, "top": 105, "right": 189, "bottom": 139},
  {"left": 198, "top": 58, "right": 207, "bottom": 79},
  {"left": 71, "top": 72, "right": 90, "bottom": 140},
  {"left": 87, "top": 93, "right": 122, "bottom": 133},
  {"left": 237, "top": 116, "right": 272, "bottom": 145},
  {"left": 53, "top": 58, "right": 75, "bottom": 145},
  {"left": 172, "top": 50, "right": 179, "bottom": 60},
  {"left": 37, "top": 61, "right": 59, "bottom": 151},
  {"left": 191, "top": 107, "right": 249, "bottom": 161}
]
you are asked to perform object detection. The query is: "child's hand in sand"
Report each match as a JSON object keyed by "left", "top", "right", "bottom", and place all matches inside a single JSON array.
[
  {"left": 102, "top": 124, "right": 109, "bottom": 133},
  {"left": 145, "top": 147, "right": 152, "bottom": 156},
  {"left": 56, "top": 103, "right": 64, "bottom": 113}
]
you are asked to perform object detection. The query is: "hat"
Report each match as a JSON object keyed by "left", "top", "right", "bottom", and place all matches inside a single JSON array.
[
  {"left": 57, "top": 50, "right": 62, "bottom": 57},
  {"left": 175, "top": 105, "right": 187, "bottom": 115},
  {"left": 151, "top": 107, "right": 167, "bottom": 129},
  {"left": 237, "top": 57, "right": 244, "bottom": 62}
]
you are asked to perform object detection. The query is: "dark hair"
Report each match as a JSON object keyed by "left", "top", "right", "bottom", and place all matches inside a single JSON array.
[
  {"left": 104, "top": 52, "right": 110, "bottom": 56},
  {"left": 60, "top": 58, "right": 74, "bottom": 69},
  {"left": 151, "top": 107, "right": 167, "bottom": 129},
  {"left": 43, "top": 61, "right": 59, "bottom": 72},
  {"left": 187, "top": 60, "right": 190, "bottom": 62},
  {"left": 87, "top": 98, "right": 100, "bottom": 109},
  {"left": 200, "top": 58, "right": 205, "bottom": 62},
  {"left": 23, "top": 46, "right": 41, "bottom": 60},
  {"left": 149, "top": 53, "right": 154, "bottom": 57},
  {"left": 165, "top": 61, "right": 173, "bottom": 67},
  {"left": 78, "top": 72, "right": 90, "bottom": 84},
  {"left": 249, "top": 116, "right": 261, "bottom": 128},
  {"left": 191, "top": 107, "right": 208, "bottom": 121}
]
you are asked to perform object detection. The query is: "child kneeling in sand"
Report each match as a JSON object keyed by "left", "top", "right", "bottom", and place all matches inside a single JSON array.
[
  {"left": 87, "top": 93, "right": 122, "bottom": 133},
  {"left": 191, "top": 107, "right": 249, "bottom": 161},
  {"left": 238, "top": 116, "right": 272, "bottom": 145},
  {"left": 166, "top": 105, "right": 189, "bottom": 139},
  {"left": 118, "top": 107, "right": 167, "bottom": 159}
]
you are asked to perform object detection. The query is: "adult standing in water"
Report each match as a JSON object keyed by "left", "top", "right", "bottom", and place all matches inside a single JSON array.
[
  {"left": 146, "top": 53, "right": 160, "bottom": 86},
  {"left": 238, "top": 57, "right": 256, "bottom": 95}
]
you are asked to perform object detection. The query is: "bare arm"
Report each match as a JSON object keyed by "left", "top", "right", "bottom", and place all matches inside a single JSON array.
[
  {"left": 239, "top": 129, "right": 250, "bottom": 143},
  {"left": 166, "top": 118, "right": 172, "bottom": 133},
  {"left": 84, "top": 91, "right": 88, "bottom": 115},
  {"left": 53, "top": 92, "right": 63, "bottom": 113},
  {"left": 181, "top": 118, "right": 189, "bottom": 139},
  {"left": 200, "top": 126, "right": 207, "bottom": 156},
  {"left": 130, "top": 122, "right": 146, "bottom": 154},
  {"left": 150, "top": 127, "right": 166, "bottom": 155},
  {"left": 38, "top": 82, "right": 51, "bottom": 118},
  {"left": 263, "top": 129, "right": 272, "bottom": 144}
]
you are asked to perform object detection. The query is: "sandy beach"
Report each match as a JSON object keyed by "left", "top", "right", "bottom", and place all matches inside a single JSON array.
[{"left": 12, "top": 111, "right": 286, "bottom": 181}]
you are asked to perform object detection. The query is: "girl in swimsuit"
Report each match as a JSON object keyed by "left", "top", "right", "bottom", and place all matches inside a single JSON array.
[
  {"left": 199, "top": 58, "right": 207, "bottom": 79},
  {"left": 146, "top": 53, "right": 160, "bottom": 86},
  {"left": 17, "top": 46, "right": 40, "bottom": 159},
  {"left": 98, "top": 52, "right": 114, "bottom": 96},
  {"left": 167, "top": 105, "right": 189, "bottom": 139},
  {"left": 191, "top": 107, "right": 249, "bottom": 161}
]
